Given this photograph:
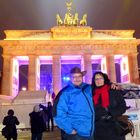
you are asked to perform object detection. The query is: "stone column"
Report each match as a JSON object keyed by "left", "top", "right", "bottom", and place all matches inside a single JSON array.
[
  {"left": 52, "top": 55, "right": 61, "bottom": 94},
  {"left": 1, "top": 55, "right": 12, "bottom": 95},
  {"left": 128, "top": 53, "right": 139, "bottom": 83},
  {"left": 106, "top": 55, "right": 116, "bottom": 82},
  {"left": 28, "top": 55, "right": 36, "bottom": 91},
  {"left": 83, "top": 54, "right": 92, "bottom": 84}
]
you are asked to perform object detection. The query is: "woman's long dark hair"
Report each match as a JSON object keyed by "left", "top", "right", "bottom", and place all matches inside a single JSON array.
[{"left": 92, "top": 71, "right": 110, "bottom": 89}]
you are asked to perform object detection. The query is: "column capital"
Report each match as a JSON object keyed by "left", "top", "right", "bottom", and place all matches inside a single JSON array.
[
  {"left": 105, "top": 54, "right": 115, "bottom": 57},
  {"left": 128, "top": 52, "right": 139, "bottom": 56},
  {"left": 28, "top": 54, "right": 36, "bottom": 58},
  {"left": 2, "top": 54, "right": 13, "bottom": 58},
  {"left": 82, "top": 54, "right": 92, "bottom": 58},
  {"left": 53, "top": 54, "right": 61, "bottom": 58},
  {"left": 83, "top": 53, "right": 92, "bottom": 56}
]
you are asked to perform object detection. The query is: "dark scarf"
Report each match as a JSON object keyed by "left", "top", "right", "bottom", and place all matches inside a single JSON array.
[{"left": 93, "top": 84, "right": 110, "bottom": 108}]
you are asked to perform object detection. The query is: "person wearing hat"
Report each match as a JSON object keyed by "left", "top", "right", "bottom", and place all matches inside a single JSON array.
[{"left": 53, "top": 67, "right": 94, "bottom": 140}]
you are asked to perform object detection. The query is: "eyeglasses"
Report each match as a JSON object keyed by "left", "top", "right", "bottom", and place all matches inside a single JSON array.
[
  {"left": 71, "top": 75, "right": 82, "bottom": 79},
  {"left": 95, "top": 77, "right": 104, "bottom": 81}
]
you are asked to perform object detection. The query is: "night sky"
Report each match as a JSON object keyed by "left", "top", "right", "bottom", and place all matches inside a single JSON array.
[{"left": 0, "top": 0, "right": 140, "bottom": 66}]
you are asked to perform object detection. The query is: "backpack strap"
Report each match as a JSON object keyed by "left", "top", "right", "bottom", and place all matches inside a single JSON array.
[
  {"left": 52, "top": 86, "right": 69, "bottom": 117},
  {"left": 82, "top": 84, "right": 90, "bottom": 92}
]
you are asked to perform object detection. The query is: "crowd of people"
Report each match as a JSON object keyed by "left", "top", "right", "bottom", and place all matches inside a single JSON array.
[
  {"left": 2, "top": 67, "right": 128, "bottom": 140},
  {"left": 2, "top": 102, "right": 54, "bottom": 140}
]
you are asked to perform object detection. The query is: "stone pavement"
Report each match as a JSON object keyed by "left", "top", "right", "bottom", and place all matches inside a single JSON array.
[{"left": 0, "top": 128, "right": 61, "bottom": 140}]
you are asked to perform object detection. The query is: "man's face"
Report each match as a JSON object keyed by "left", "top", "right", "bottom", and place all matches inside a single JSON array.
[{"left": 70, "top": 73, "right": 83, "bottom": 86}]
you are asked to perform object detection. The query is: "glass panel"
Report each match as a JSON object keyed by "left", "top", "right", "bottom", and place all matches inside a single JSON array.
[
  {"left": 115, "top": 63, "right": 121, "bottom": 83},
  {"left": 92, "top": 63, "right": 101, "bottom": 75},
  {"left": 19, "top": 65, "right": 28, "bottom": 91},
  {"left": 40, "top": 64, "right": 52, "bottom": 93}
]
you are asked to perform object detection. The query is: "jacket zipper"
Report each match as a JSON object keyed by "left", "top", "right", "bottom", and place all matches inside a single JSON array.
[{"left": 82, "top": 89, "right": 94, "bottom": 136}]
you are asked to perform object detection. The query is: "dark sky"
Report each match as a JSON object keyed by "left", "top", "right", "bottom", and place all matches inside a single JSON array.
[
  {"left": 0, "top": 0, "right": 140, "bottom": 66},
  {"left": 0, "top": 0, "right": 140, "bottom": 36}
]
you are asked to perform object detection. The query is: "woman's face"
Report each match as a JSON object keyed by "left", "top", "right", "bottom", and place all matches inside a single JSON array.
[{"left": 95, "top": 74, "right": 104, "bottom": 87}]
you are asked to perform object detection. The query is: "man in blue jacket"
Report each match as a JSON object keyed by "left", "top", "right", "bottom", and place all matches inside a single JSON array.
[{"left": 54, "top": 67, "right": 94, "bottom": 140}]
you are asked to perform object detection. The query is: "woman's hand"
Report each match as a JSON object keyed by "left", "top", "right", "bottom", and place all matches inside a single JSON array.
[{"left": 111, "top": 83, "right": 122, "bottom": 90}]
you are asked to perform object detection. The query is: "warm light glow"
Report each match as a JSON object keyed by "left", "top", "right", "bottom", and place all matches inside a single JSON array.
[
  {"left": 114, "top": 55, "right": 123, "bottom": 59},
  {"left": 21, "top": 87, "right": 27, "bottom": 91},
  {"left": 120, "top": 55, "right": 130, "bottom": 83},
  {"left": 101, "top": 57, "right": 107, "bottom": 73},
  {"left": 39, "top": 56, "right": 52, "bottom": 60},
  {"left": 61, "top": 55, "right": 81, "bottom": 60},
  {"left": 16, "top": 56, "right": 29, "bottom": 61},
  {"left": 51, "top": 26, "right": 92, "bottom": 40},
  {"left": 4, "top": 30, "right": 51, "bottom": 40},
  {"left": 11, "top": 57, "right": 19, "bottom": 97},
  {"left": 91, "top": 55, "right": 103, "bottom": 59},
  {"left": 39, "top": 56, "right": 53, "bottom": 64},
  {"left": 4, "top": 30, "right": 136, "bottom": 40},
  {"left": 36, "top": 57, "right": 40, "bottom": 90},
  {"left": 94, "top": 38, "right": 135, "bottom": 40}
]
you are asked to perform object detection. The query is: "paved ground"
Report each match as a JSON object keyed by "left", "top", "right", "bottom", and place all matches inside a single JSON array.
[
  {"left": 0, "top": 130, "right": 138, "bottom": 140},
  {"left": 0, "top": 128, "right": 61, "bottom": 140}
]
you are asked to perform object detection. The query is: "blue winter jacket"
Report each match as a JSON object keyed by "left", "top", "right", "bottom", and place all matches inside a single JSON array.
[{"left": 54, "top": 82, "right": 95, "bottom": 137}]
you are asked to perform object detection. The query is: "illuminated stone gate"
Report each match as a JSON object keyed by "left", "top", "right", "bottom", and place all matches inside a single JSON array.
[
  {"left": 0, "top": 1, "right": 140, "bottom": 134},
  {"left": 0, "top": 0, "right": 140, "bottom": 97},
  {"left": 0, "top": 28, "right": 140, "bottom": 97}
]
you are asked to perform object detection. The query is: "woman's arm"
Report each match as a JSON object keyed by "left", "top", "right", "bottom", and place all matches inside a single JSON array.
[
  {"left": 2, "top": 117, "right": 7, "bottom": 125},
  {"left": 109, "top": 90, "right": 127, "bottom": 117}
]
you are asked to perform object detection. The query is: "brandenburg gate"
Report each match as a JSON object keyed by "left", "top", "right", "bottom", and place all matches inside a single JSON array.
[
  {"left": 0, "top": 1, "right": 140, "bottom": 97},
  {"left": 0, "top": 28, "right": 139, "bottom": 96}
]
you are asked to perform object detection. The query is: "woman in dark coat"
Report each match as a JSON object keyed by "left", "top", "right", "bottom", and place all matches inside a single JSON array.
[
  {"left": 92, "top": 72, "right": 127, "bottom": 140},
  {"left": 29, "top": 105, "right": 46, "bottom": 140},
  {"left": 3, "top": 109, "right": 20, "bottom": 140}
]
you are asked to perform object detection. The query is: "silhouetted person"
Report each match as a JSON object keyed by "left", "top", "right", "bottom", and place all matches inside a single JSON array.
[
  {"left": 47, "top": 101, "right": 54, "bottom": 131},
  {"left": 39, "top": 104, "right": 48, "bottom": 131},
  {"left": 2, "top": 109, "right": 20, "bottom": 140},
  {"left": 51, "top": 92, "right": 56, "bottom": 102},
  {"left": 29, "top": 105, "right": 46, "bottom": 140}
]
